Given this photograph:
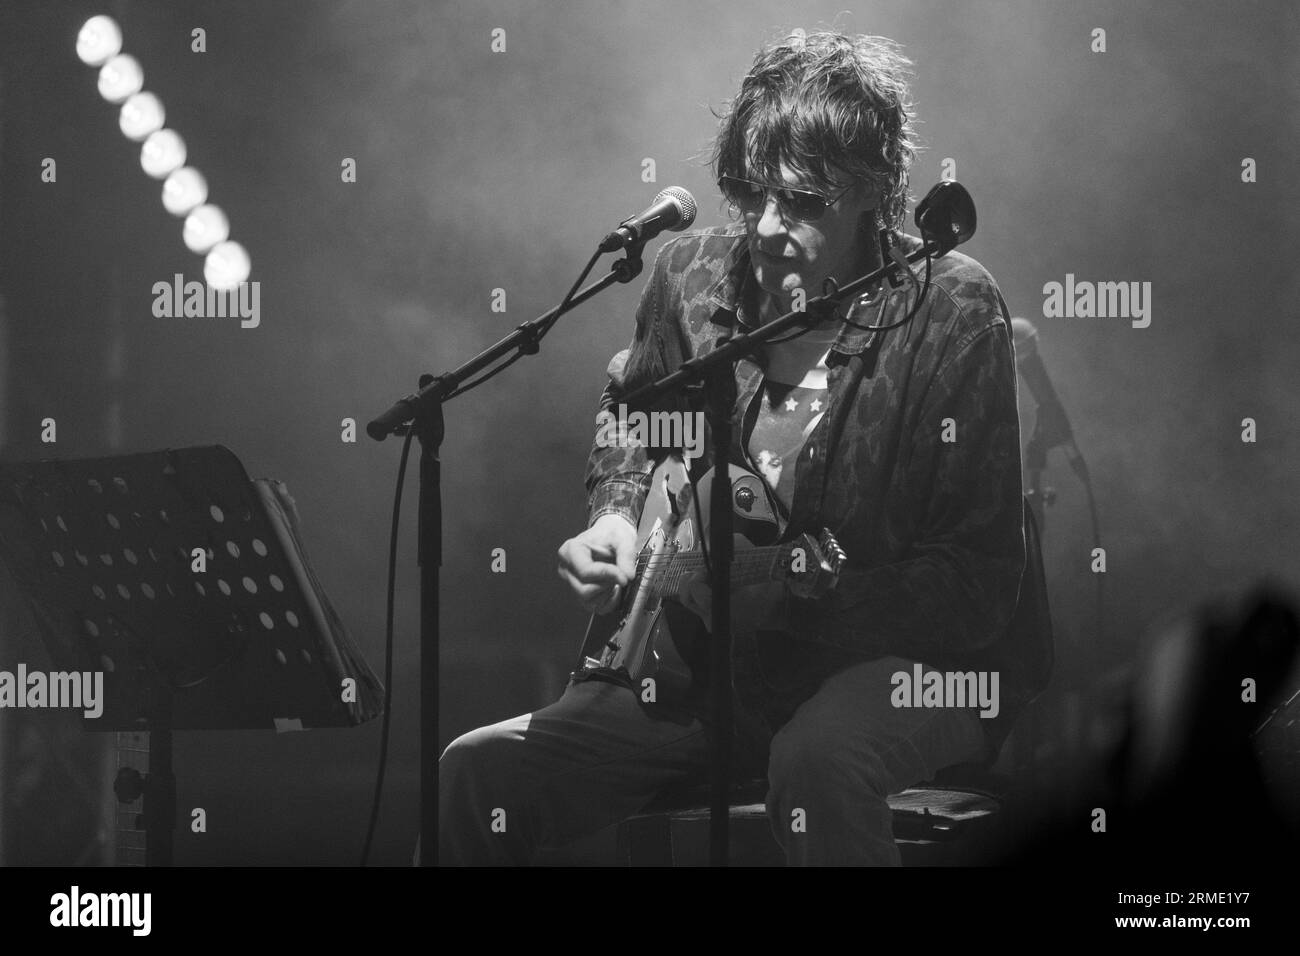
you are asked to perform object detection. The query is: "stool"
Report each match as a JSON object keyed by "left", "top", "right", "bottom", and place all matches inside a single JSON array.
[{"left": 617, "top": 766, "right": 1006, "bottom": 866}]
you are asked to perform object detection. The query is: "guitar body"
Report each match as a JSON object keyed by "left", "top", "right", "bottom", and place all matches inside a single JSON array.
[{"left": 571, "top": 456, "right": 843, "bottom": 711}]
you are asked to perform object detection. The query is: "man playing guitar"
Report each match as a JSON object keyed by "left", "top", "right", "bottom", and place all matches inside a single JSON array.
[{"left": 439, "top": 28, "right": 1027, "bottom": 866}]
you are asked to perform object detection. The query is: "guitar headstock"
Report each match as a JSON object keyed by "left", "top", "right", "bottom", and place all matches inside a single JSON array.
[{"left": 783, "top": 528, "right": 847, "bottom": 599}]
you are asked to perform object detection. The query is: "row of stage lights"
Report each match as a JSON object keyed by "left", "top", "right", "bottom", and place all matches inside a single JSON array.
[{"left": 76, "top": 14, "right": 251, "bottom": 290}]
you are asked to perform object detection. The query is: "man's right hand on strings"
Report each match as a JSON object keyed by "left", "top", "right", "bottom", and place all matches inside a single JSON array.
[{"left": 557, "top": 513, "right": 638, "bottom": 615}]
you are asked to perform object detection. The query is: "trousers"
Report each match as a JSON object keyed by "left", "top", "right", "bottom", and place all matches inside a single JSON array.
[{"left": 436, "top": 654, "right": 987, "bottom": 865}]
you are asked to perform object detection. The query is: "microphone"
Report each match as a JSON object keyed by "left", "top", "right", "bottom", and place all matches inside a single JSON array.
[
  {"left": 1010, "top": 317, "right": 1089, "bottom": 481},
  {"left": 599, "top": 186, "right": 697, "bottom": 253},
  {"left": 913, "top": 181, "right": 975, "bottom": 254}
]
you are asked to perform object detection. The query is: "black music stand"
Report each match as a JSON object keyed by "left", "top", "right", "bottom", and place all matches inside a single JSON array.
[{"left": 0, "top": 445, "right": 383, "bottom": 865}]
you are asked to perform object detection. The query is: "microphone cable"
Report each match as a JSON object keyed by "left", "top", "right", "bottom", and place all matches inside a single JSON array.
[{"left": 360, "top": 423, "right": 414, "bottom": 865}]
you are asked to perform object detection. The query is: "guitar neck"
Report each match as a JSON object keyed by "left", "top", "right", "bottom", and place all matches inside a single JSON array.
[{"left": 640, "top": 544, "right": 785, "bottom": 598}]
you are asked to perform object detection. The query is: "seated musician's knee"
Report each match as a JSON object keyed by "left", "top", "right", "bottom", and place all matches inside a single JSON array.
[
  {"left": 439, "top": 722, "right": 523, "bottom": 795},
  {"left": 767, "top": 725, "right": 890, "bottom": 801}
]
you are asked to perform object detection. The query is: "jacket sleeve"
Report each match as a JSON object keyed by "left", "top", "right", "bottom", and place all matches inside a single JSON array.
[
  {"left": 582, "top": 244, "right": 673, "bottom": 530},
  {"left": 779, "top": 314, "right": 1026, "bottom": 662}
]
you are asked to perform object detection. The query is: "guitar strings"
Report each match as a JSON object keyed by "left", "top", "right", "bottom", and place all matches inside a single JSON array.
[
  {"left": 629, "top": 533, "right": 843, "bottom": 598},
  {"left": 631, "top": 548, "right": 784, "bottom": 595}
]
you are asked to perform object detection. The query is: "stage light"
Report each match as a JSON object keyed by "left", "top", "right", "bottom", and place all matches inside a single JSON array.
[
  {"left": 140, "top": 129, "right": 187, "bottom": 179},
  {"left": 119, "top": 91, "right": 165, "bottom": 141},
  {"left": 183, "top": 204, "right": 230, "bottom": 254},
  {"left": 97, "top": 53, "right": 143, "bottom": 103},
  {"left": 78, "top": 26, "right": 252, "bottom": 283},
  {"left": 76, "top": 15, "right": 122, "bottom": 66},
  {"left": 204, "top": 240, "right": 251, "bottom": 290},
  {"left": 162, "top": 167, "right": 208, "bottom": 216}
]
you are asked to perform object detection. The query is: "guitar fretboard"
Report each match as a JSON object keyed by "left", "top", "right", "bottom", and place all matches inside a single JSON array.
[{"left": 633, "top": 545, "right": 785, "bottom": 597}]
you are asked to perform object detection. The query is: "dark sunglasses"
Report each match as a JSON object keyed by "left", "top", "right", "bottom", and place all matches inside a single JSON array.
[{"left": 718, "top": 174, "right": 856, "bottom": 223}]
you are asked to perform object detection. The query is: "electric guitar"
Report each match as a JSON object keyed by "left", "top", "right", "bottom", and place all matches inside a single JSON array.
[{"left": 572, "top": 456, "right": 845, "bottom": 700}]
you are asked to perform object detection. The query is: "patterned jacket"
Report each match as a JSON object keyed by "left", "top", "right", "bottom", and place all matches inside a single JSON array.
[{"left": 583, "top": 224, "right": 1027, "bottom": 761}]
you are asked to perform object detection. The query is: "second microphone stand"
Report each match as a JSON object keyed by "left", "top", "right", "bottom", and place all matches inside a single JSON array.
[{"left": 618, "top": 194, "right": 969, "bottom": 864}]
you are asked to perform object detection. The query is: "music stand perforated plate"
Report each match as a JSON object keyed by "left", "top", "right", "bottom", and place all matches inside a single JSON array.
[{"left": 0, "top": 445, "right": 383, "bottom": 731}]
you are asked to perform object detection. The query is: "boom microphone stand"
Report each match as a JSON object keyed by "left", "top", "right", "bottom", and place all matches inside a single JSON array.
[{"left": 366, "top": 241, "right": 648, "bottom": 867}]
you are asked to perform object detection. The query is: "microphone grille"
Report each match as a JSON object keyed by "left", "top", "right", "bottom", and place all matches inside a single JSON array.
[{"left": 656, "top": 186, "right": 698, "bottom": 232}]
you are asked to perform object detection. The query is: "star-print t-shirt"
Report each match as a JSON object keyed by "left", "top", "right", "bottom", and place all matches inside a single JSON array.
[{"left": 745, "top": 324, "right": 840, "bottom": 515}]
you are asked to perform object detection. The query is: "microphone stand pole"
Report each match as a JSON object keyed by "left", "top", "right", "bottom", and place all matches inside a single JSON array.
[
  {"left": 366, "top": 244, "right": 647, "bottom": 866},
  {"left": 1022, "top": 390, "right": 1094, "bottom": 779},
  {"left": 1024, "top": 400, "right": 1074, "bottom": 538}
]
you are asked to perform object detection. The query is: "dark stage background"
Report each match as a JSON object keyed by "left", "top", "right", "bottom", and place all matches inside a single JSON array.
[{"left": 0, "top": 0, "right": 1296, "bottom": 865}]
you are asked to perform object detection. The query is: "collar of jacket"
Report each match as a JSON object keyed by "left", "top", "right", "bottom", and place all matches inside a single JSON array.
[{"left": 699, "top": 226, "right": 922, "bottom": 359}]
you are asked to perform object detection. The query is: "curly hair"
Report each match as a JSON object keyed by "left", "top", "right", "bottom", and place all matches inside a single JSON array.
[{"left": 710, "top": 29, "right": 920, "bottom": 232}]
